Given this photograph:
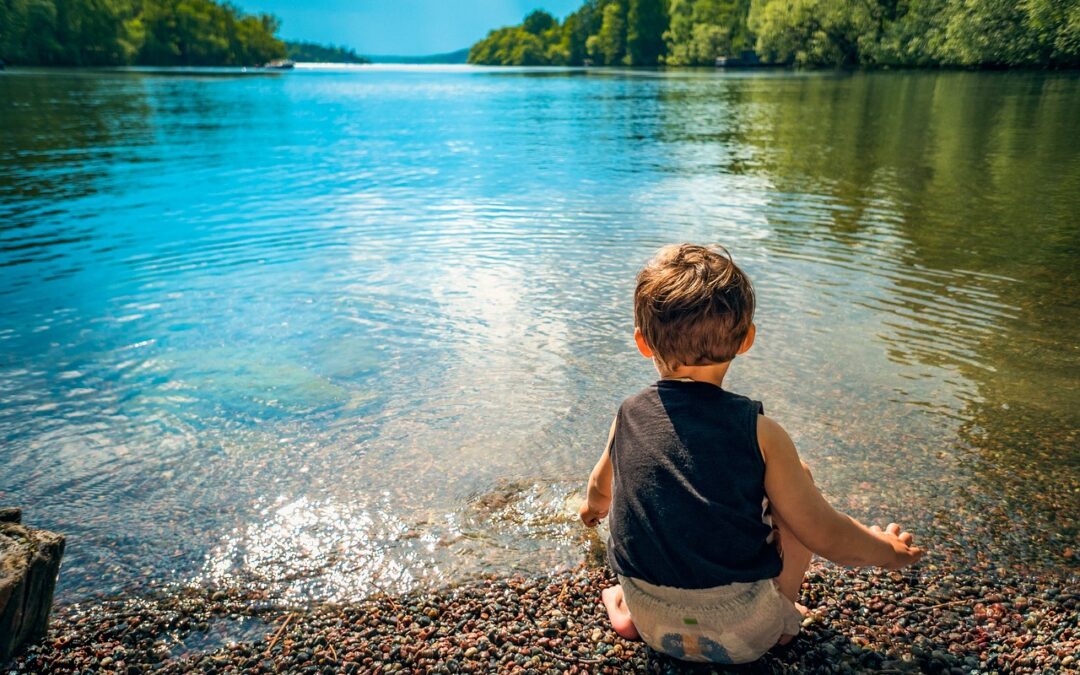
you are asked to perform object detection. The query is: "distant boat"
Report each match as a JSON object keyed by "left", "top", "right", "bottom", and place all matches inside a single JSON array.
[
  {"left": 715, "top": 51, "right": 763, "bottom": 68},
  {"left": 263, "top": 59, "right": 295, "bottom": 70}
]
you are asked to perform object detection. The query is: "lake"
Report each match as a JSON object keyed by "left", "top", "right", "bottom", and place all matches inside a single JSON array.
[{"left": 1, "top": 66, "right": 1077, "bottom": 602}]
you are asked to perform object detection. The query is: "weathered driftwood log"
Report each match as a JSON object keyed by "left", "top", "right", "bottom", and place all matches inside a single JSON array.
[{"left": 0, "top": 513, "right": 65, "bottom": 663}]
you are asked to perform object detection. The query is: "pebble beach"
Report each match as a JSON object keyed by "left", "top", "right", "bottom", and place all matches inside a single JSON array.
[{"left": 10, "top": 562, "right": 1077, "bottom": 674}]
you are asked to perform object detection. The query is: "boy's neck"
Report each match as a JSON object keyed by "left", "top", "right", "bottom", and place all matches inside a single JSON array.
[{"left": 659, "top": 360, "right": 733, "bottom": 389}]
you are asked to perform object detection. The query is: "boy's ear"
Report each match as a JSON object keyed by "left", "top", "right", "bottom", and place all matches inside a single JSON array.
[
  {"left": 737, "top": 323, "right": 756, "bottom": 355},
  {"left": 634, "top": 328, "right": 654, "bottom": 358}
]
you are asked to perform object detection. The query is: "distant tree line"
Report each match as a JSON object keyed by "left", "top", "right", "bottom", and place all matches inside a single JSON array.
[
  {"left": 468, "top": 0, "right": 1080, "bottom": 68},
  {"left": 286, "top": 41, "right": 368, "bottom": 64},
  {"left": 0, "top": 0, "right": 285, "bottom": 66}
]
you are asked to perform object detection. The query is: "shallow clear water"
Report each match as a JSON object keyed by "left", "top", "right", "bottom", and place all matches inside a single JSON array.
[{"left": 1, "top": 66, "right": 1077, "bottom": 602}]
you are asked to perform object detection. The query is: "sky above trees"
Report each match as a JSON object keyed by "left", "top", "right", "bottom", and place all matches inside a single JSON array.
[{"left": 239, "top": 0, "right": 583, "bottom": 55}]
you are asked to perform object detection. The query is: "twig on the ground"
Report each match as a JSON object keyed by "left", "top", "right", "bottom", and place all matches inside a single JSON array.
[
  {"left": 893, "top": 597, "right": 983, "bottom": 619},
  {"left": 265, "top": 613, "right": 293, "bottom": 655},
  {"left": 545, "top": 651, "right": 604, "bottom": 665}
]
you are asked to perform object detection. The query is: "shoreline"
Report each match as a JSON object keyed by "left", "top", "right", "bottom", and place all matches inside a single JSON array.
[
  {"left": 4, "top": 64, "right": 1080, "bottom": 72},
  {"left": 9, "top": 562, "right": 1077, "bottom": 673}
]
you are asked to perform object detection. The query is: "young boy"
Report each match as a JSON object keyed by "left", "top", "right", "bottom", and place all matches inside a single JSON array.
[{"left": 579, "top": 244, "right": 924, "bottom": 664}]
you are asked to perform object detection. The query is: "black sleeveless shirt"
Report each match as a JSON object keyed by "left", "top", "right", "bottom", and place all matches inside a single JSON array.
[{"left": 606, "top": 379, "right": 782, "bottom": 588}]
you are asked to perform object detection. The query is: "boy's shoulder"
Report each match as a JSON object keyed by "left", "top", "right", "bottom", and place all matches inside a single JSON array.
[{"left": 619, "top": 381, "right": 762, "bottom": 413}]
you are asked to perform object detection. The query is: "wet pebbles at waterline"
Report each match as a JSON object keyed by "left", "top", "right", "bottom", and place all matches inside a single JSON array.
[{"left": 11, "top": 563, "right": 1077, "bottom": 674}]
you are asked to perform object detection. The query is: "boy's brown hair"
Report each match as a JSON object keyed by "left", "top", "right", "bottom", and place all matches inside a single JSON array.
[{"left": 634, "top": 244, "right": 755, "bottom": 371}]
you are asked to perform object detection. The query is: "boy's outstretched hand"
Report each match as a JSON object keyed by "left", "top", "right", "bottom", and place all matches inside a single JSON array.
[
  {"left": 579, "top": 501, "right": 607, "bottom": 528},
  {"left": 870, "top": 522, "right": 925, "bottom": 569}
]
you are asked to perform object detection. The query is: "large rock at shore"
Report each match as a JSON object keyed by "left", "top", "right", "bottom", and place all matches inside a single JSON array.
[{"left": 0, "top": 519, "right": 65, "bottom": 663}]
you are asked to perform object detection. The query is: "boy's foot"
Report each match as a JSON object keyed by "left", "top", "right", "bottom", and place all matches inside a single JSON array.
[
  {"left": 601, "top": 585, "right": 641, "bottom": 641},
  {"left": 777, "top": 603, "right": 811, "bottom": 646},
  {"left": 778, "top": 633, "right": 796, "bottom": 646}
]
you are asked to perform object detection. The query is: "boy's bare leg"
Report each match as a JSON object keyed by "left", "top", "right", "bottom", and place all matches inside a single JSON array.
[
  {"left": 773, "top": 510, "right": 812, "bottom": 645},
  {"left": 774, "top": 509, "right": 813, "bottom": 608},
  {"left": 601, "top": 585, "right": 640, "bottom": 640},
  {"left": 773, "top": 463, "right": 815, "bottom": 645}
]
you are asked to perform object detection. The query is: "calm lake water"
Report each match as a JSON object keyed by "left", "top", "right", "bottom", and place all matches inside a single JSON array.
[{"left": 1, "top": 66, "right": 1077, "bottom": 602}]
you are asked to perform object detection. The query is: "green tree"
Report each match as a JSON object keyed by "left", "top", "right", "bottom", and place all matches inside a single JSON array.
[
  {"left": 469, "top": 8, "right": 573, "bottom": 65},
  {"left": 509, "top": 28, "right": 546, "bottom": 64},
  {"left": 0, "top": 0, "right": 61, "bottom": 63},
  {"left": 626, "top": 0, "right": 666, "bottom": 64},
  {"left": 663, "top": 0, "right": 695, "bottom": 64},
  {"left": 664, "top": 0, "right": 754, "bottom": 66},
  {"left": 937, "top": 0, "right": 1039, "bottom": 66},
  {"left": 561, "top": 0, "right": 610, "bottom": 64},
  {"left": 468, "top": 22, "right": 555, "bottom": 65},
  {"left": 1026, "top": 0, "right": 1080, "bottom": 66},
  {"left": 522, "top": 9, "right": 556, "bottom": 35},
  {"left": 862, "top": 0, "right": 949, "bottom": 66},
  {"left": 749, "top": 0, "right": 877, "bottom": 66},
  {"left": 590, "top": 1, "right": 626, "bottom": 64}
]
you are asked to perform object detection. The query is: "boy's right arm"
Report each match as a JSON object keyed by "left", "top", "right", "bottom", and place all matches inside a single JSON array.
[
  {"left": 579, "top": 417, "right": 617, "bottom": 527},
  {"left": 759, "top": 415, "right": 924, "bottom": 569}
]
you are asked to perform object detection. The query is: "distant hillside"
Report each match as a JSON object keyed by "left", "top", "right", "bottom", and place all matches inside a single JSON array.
[
  {"left": 366, "top": 48, "right": 470, "bottom": 64},
  {"left": 286, "top": 41, "right": 369, "bottom": 64}
]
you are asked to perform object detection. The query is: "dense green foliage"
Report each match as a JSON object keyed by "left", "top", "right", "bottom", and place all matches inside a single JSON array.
[
  {"left": 470, "top": 2, "right": 668, "bottom": 66},
  {"left": 468, "top": 0, "right": 1080, "bottom": 67},
  {"left": 664, "top": 0, "right": 752, "bottom": 65},
  {"left": 0, "top": 0, "right": 285, "bottom": 66},
  {"left": 286, "top": 40, "right": 368, "bottom": 64}
]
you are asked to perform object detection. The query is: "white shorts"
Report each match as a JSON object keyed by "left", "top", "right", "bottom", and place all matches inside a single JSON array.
[{"left": 618, "top": 574, "right": 803, "bottom": 664}]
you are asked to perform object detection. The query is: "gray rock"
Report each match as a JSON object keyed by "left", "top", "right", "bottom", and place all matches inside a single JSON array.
[
  {"left": 0, "top": 508, "right": 20, "bottom": 524},
  {"left": 0, "top": 521, "right": 65, "bottom": 662}
]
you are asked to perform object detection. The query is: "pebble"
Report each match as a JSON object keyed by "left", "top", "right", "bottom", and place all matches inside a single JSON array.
[{"left": 6, "top": 563, "right": 1078, "bottom": 674}]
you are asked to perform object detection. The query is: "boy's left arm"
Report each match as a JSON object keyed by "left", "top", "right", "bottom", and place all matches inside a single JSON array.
[{"left": 579, "top": 417, "right": 617, "bottom": 527}]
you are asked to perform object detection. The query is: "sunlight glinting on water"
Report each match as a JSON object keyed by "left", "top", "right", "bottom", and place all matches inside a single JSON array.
[
  {"left": 203, "top": 495, "right": 424, "bottom": 601},
  {"left": 1, "top": 68, "right": 1077, "bottom": 601}
]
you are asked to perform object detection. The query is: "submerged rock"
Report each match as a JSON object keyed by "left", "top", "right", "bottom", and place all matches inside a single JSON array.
[{"left": 0, "top": 515, "right": 65, "bottom": 663}]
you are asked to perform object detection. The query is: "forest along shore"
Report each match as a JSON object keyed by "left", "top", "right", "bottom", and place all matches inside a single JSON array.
[
  {"left": 9, "top": 563, "right": 1077, "bottom": 673},
  {"left": 468, "top": 1, "right": 1080, "bottom": 68}
]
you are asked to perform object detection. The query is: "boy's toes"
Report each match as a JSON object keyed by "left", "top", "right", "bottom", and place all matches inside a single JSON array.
[{"left": 601, "top": 585, "right": 641, "bottom": 641}]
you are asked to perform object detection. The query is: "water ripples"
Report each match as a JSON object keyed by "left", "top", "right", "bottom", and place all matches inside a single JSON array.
[{"left": 1, "top": 67, "right": 1077, "bottom": 601}]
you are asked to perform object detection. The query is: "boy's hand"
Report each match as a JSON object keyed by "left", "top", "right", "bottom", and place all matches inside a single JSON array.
[
  {"left": 579, "top": 501, "right": 607, "bottom": 528},
  {"left": 870, "top": 522, "right": 925, "bottom": 569}
]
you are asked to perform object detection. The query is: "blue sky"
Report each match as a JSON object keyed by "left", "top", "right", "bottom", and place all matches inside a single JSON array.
[{"left": 239, "top": 0, "right": 584, "bottom": 55}]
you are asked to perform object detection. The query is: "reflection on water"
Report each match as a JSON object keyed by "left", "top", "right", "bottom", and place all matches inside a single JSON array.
[
  {"left": 0, "top": 67, "right": 1077, "bottom": 602},
  {"left": 204, "top": 495, "right": 421, "bottom": 600}
]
